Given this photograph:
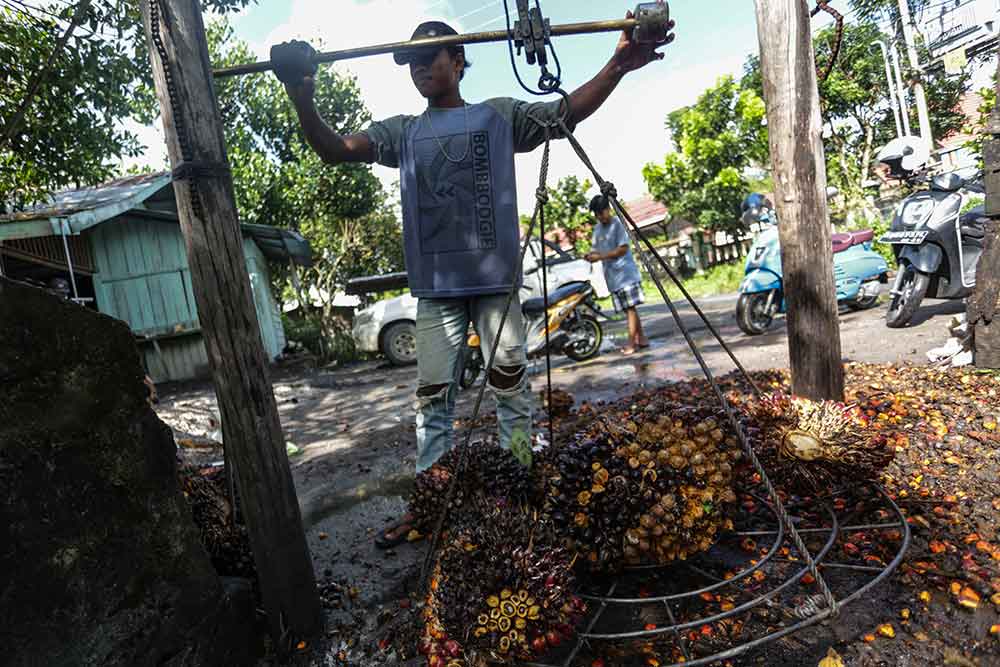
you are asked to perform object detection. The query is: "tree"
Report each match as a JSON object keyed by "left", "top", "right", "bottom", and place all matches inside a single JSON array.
[
  {"left": 519, "top": 175, "right": 594, "bottom": 253},
  {"left": 0, "top": 0, "right": 248, "bottom": 211},
  {"left": 744, "top": 19, "right": 971, "bottom": 226},
  {"left": 642, "top": 76, "right": 768, "bottom": 237}
]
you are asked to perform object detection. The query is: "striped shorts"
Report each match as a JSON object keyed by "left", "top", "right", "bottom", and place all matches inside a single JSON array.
[{"left": 611, "top": 282, "right": 644, "bottom": 312}]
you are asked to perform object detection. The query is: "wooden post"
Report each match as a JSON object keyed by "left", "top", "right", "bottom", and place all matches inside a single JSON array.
[
  {"left": 139, "top": 0, "right": 322, "bottom": 642},
  {"left": 969, "top": 55, "right": 1000, "bottom": 368},
  {"left": 754, "top": 0, "right": 845, "bottom": 401}
]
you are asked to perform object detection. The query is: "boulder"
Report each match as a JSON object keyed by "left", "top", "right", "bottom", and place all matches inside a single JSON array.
[{"left": 0, "top": 278, "right": 258, "bottom": 666}]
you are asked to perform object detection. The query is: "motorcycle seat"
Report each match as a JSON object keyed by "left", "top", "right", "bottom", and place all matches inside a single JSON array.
[
  {"left": 522, "top": 281, "right": 589, "bottom": 314},
  {"left": 831, "top": 230, "right": 874, "bottom": 253}
]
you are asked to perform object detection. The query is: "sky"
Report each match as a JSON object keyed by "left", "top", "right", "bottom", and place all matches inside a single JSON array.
[{"left": 125, "top": 0, "right": 764, "bottom": 214}]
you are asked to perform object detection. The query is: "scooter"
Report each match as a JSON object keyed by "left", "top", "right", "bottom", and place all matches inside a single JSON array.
[
  {"left": 459, "top": 281, "right": 604, "bottom": 388},
  {"left": 736, "top": 193, "right": 890, "bottom": 336},
  {"left": 875, "top": 138, "right": 985, "bottom": 328}
]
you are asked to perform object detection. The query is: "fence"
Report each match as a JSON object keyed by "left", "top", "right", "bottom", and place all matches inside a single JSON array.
[{"left": 638, "top": 229, "right": 754, "bottom": 279}]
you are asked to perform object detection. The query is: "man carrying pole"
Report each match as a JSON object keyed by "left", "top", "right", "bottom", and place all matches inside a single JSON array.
[{"left": 270, "top": 11, "right": 674, "bottom": 547}]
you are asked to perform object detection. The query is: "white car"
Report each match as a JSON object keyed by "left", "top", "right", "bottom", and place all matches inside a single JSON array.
[{"left": 352, "top": 239, "right": 609, "bottom": 365}]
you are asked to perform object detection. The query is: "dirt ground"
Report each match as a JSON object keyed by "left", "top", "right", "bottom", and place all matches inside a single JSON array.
[{"left": 155, "top": 294, "right": 1000, "bottom": 666}]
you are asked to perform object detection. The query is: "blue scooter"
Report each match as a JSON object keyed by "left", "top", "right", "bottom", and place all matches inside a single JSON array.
[{"left": 736, "top": 193, "right": 890, "bottom": 335}]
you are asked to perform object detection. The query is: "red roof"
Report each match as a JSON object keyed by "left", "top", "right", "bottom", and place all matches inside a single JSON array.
[{"left": 621, "top": 193, "right": 669, "bottom": 228}]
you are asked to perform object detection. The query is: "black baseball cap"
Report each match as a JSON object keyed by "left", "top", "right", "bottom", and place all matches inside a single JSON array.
[{"left": 393, "top": 21, "right": 462, "bottom": 65}]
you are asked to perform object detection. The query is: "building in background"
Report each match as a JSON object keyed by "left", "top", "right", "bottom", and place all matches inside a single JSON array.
[
  {"left": 920, "top": 0, "right": 999, "bottom": 169},
  {"left": 0, "top": 173, "right": 312, "bottom": 383}
]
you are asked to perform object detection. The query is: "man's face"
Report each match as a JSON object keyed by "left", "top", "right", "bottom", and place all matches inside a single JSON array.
[
  {"left": 409, "top": 48, "right": 462, "bottom": 99},
  {"left": 595, "top": 208, "right": 614, "bottom": 224}
]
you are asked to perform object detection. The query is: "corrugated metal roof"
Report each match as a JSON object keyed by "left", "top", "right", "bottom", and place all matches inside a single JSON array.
[
  {"left": 0, "top": 172, "right": 173, "bottom": 226},
  {"left": 0, "top": 173, "right": 314, "bottom": 266}
]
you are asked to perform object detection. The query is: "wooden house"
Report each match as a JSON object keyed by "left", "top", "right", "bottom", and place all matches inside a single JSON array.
[{"left": 0, "top": 172, "right": 312, "bottom": 383}]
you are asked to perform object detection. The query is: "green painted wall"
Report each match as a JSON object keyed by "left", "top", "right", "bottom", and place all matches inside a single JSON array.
[{"left": 90, "top": 216, "right": 286, "bottom": 382}]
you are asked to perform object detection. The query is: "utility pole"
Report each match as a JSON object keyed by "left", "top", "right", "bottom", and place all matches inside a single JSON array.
[
  {"left": 755, "top": 0, "right": 845, "bottom": 402},
  {"left": 897, "top": 0, "right": 934, "bottom": 151},
  {"left": 872, "top": 39, "right": 903, "bottom": 138},
  {"left": 969, "top": 55, "right": 1000, "bottom": 368},
  {"left": 890, "top": 44, "right": 912, "bottom": 137},
  {"left": 138, "top": 0, "right": 322, "bottom": 644}
]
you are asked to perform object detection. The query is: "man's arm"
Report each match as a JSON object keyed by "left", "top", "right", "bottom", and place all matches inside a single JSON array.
[
  {"left": 286, "top": 78, "right": 373, "bottom": 165},
  {"left": 586, "top": 245, "right": 628, "bottom": 263},
  {"left": 566, "top": 11, "right": 675, "bottom": 126}
]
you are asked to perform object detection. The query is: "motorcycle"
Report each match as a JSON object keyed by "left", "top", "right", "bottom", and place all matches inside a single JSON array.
[
  {"left": 736, "top": 193, "right": 890, "bottom": 336},
  {"left": 459, "top": 280, "right": 604, "bottom": 388},
  {"left": 875, "top": 138, "right": 985, "bottom": 328}
]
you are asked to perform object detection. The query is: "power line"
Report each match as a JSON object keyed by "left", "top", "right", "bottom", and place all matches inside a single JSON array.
[
  {"left": 469, "top": 13, "right": 505, "bottom": 31},
  {"left": 455, "top": 0, "right": 500, "bottom": 22}
]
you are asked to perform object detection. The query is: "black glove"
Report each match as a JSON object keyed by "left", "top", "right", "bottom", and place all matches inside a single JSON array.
[{"left": 270, "top": 40, "right": 317, "bottom": 86}]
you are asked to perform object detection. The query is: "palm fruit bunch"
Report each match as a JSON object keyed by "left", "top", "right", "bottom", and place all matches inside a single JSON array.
[
  {"left": 741, "top": 393, "right": 896, "bottom": 495},
  {"left": 177, "top": 466, "right": 255, "bottom": 580},
  {"left": 540, "top": 400, "right": 742, "bottom": 571},
  {"left": 420, "top": 500, "right": 585, "bottom": 666},
  {"left": 409, "top": 441, "right": 534, "bottom": 533}
]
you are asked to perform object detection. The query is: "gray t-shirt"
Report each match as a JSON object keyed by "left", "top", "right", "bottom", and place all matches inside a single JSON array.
[
  {"left": 591, "top": 216, "right": 642, "bottom": 293},
  {"left": 363, "top": 98, "right": 573, "bottom": 298}
]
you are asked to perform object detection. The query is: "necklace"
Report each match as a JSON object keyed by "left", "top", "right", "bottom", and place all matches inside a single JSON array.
[{"left": 422, "top": 102, "right": 471, "bottom": 164}]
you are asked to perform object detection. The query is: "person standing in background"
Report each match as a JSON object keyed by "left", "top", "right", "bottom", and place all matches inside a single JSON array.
[{"left": 586, "top": 195, "right": 648, "bottom": 355}]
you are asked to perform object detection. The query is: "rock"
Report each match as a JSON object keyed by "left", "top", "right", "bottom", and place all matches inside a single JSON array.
[{"left": 0, "top": 278, "right": 259, "bottom": 666}]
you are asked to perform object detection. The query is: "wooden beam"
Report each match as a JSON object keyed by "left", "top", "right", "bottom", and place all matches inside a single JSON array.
[
  {"left": 754, "top": 0, "right": 845, "bottom": 401},
  {"left": 138, "top": 0, "right": 322, "bottom": 644}
]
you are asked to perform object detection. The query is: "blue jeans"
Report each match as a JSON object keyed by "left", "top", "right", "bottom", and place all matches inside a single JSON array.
[{"left": 414, "top": 293, "right": 532, "bottom": 472}]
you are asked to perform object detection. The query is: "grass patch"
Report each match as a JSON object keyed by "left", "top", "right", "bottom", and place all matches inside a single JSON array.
[{"left": 596, "top": 261, "right": 745, "bottom": 310}]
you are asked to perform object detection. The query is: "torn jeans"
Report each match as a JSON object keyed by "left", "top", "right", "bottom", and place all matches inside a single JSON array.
[{"left": 414, "top": 293, "right": 532, "bottom": 472}]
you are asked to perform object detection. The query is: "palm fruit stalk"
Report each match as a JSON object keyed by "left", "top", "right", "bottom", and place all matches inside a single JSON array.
[
  {"left": 539, "top": 400, "right": 742, "bottom": 571},
  {"left": 422, "top": 499, "right": 585, "bottom": 666},
  {"left": 741, "top": 393, "right": 896, "bottom": 495}
]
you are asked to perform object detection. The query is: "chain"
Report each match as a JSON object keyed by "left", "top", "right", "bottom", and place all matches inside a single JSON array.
[
  {"left": 148, "top": 0, "right": 205, "bottom": 218},
  {"left": 422, "top": 103, "right": 472, "bottom": 164},
  {"left": 555, "top": 115, "right": 839, "bottom": 618},
  {"left": 421, "top": 126, "right": 554, "bottom": 588},
  {"left": 811, "top": 1, "right": 845, "bottom": 84}
]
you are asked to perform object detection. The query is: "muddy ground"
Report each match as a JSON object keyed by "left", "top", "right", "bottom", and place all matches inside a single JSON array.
[{"left": 156, "top": 295, "right": 1000, "bottom": 666}]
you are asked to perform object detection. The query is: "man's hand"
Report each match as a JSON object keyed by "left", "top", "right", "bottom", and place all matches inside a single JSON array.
[
  {"left": 270, "top": 40, "right": 318, "bottom": 98},
  {"left": 612, "top": 10, "right": 675, "bottom": 74},
  {"left": 585, "top": 252, "right": 602, "bottom": 263}
]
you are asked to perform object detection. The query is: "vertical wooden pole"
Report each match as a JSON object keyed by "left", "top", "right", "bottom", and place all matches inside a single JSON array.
[
  {"left": 754, "top": 0, "right": 845, "bottom": 401},
  {"left": 139, "top": 0, "right": 322, "bottom": 642},
  {"left": 969, "top": 56, "right": 1000, "bottom": 368}
]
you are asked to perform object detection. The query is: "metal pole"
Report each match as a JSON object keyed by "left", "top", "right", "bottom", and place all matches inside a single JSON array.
[
  {"left": 212, "top": 18, "right": 638, "bottom": 78},
  {"left": 59, "top": 219, "right": 80, "bottom": 301},
  {"left": 872, "top": 40, "right": 903, "bottom": 138},
  {"left": 890, "top": 45, "right": 912, "bottom": 137},
  {"left": 897, "top": 0, "right": 934, "bottom": 152}
]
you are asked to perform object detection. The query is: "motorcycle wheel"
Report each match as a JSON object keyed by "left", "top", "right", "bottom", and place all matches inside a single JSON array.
[
  {"left": 737, "top": 292, "right": 775, "bottom": 336},
  {"left": 564, "top": 314, "right": 603, "bottom": 362},
  {"left": 885, "top": 265, "right": 930, "bottom": 329},
  {"left": 459, "top": 347, "right": 482, "bottom": 389},
  {"left": 849, "top": 289, "right": 881, "bottom": 311}
]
